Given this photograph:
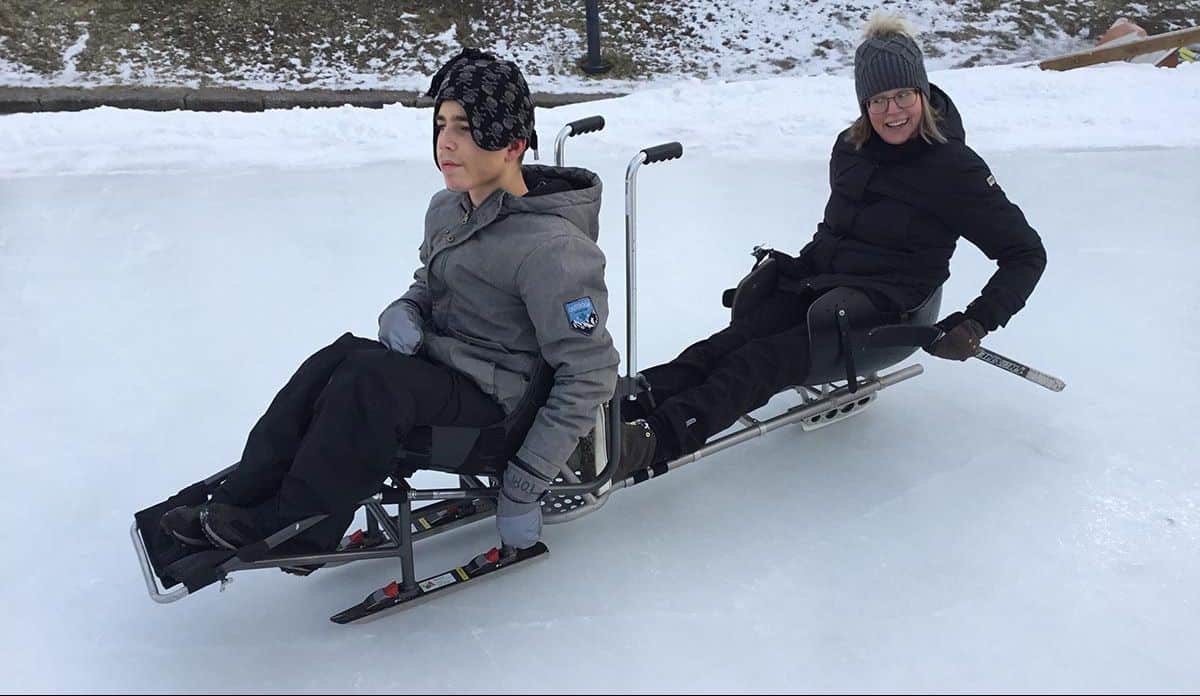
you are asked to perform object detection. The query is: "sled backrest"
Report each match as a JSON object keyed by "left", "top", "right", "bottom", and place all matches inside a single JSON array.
[{"left": 804, "top": 285, "right": 942, "bottom": 385}]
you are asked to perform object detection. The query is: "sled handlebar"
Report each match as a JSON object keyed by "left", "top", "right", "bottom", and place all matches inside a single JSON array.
[
  {"left": 641, "top": 142, "right": 683, "bottom": 165},
  {"left": 567, "top": 116, "right": 605, "bottom": 136},
  {"left": 554, "top": 115, "right": 606, "bottom": 167},
  {"left": 624, "top": 142, "right": 685, "bottom": 390}
]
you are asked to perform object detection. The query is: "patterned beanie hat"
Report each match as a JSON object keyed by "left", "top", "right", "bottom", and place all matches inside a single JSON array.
[{"left": 426, "top": 48, "right": 539, "bottom": 168}]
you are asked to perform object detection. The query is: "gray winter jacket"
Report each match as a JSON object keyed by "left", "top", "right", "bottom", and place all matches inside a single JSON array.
[{"left": 384, "top": 165, "right": 619, "bottom": 481}]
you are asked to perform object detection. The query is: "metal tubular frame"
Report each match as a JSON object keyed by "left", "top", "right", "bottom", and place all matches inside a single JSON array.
[
  {"left": 608, "top": 365, "right": 923, "bottom": 491},
  {"left": 624, "top": 152, "right": 644, "bottom": 383}
]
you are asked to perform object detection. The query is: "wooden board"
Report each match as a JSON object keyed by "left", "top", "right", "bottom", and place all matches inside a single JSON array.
[{"left": 1039, "top": 25, "right": 1200, "bottom": 71}]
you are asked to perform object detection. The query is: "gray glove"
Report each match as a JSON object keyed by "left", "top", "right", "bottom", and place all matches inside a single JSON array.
[
  {"left": 496, "top": 461, "right": 550, "bottom": 550},
  {"left": 378, "top": 299, "right": 424, "bottom": 355}
]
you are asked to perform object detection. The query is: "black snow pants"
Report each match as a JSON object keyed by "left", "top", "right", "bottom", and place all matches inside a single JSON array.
[
  {"left": 210, "top": 332, "right": 505, "bottom": 550},
  {"left": 638, "top": 289, "right": 821, "bottom": 460}
]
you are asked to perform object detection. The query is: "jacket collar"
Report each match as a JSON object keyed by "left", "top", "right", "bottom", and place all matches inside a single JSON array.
[{"left": 455, "top": 186, "right": 507, "bottom": 234}]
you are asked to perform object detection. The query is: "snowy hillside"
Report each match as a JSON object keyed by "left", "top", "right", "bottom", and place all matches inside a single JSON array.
[
  {"left": 2, "top": 0, "right": 1199, "bottom": 91},
  {"left": 1, "top": 62, "right": 1199, "bottom": 692}
]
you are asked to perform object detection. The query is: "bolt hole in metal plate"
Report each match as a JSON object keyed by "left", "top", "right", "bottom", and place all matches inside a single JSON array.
[{"left": 543, "top": 495, "right": 587, "bottom": 512}]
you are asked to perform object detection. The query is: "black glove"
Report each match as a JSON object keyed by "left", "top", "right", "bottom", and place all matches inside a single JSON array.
[{"left": 924, "top": 312, "right": 987, "bottom": 361}]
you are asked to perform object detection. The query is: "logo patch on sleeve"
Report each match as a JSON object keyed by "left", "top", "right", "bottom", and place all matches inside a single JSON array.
[
  {"left": 564, "top": 296, "right": 599, "bottom": 335},
  {"left": 986, "top": 174, "right": 996, "bottom": 187}
]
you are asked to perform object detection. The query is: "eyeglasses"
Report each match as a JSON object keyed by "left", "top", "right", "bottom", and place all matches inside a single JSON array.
[{"left": 866, "top": 89, "right": 919, "bottom": 114}]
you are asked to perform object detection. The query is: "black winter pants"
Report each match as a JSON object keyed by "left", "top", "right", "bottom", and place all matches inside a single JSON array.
[
  {"left": 640, "top": 290, "right": 819, "bottom": 459},
  {"left": 211, "top": 332, "right": 504, "bottom": 549}
]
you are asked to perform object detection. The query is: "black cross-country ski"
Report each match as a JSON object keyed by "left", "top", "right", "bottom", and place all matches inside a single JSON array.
[{"left": 329, "top": 543, "right": 549, "bottom": 624}]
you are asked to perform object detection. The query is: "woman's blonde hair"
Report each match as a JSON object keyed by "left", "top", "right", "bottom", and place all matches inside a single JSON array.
[{"left": 845, "top": 94, "right": 948, "bottom": 149}]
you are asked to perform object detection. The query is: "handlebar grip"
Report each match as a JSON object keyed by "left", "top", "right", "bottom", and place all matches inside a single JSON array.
[
  {"left": 641, "top": 142, "right": 683, "bottom": 164},
  {"left": 567, "top": 116, "right": 605, "bottom": 136}
]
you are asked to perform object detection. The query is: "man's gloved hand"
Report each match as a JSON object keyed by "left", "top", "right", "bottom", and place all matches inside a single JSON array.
[
  {"left": 378, "top": 300, "right": 424, "bottom": 354},
  {"left": 924, "top": 312, "right": 988, "bottom": 361},
  {"left": 496, "top": 461, "right": 549, "bottom": 550}
]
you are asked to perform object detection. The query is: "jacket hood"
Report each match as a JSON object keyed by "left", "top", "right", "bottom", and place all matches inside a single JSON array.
[
  {"left": 491, "top": 165, "right": 603, "bottom": 242},
  {"left": 928, "top": 83, "right": 965, "bottom": 143}
]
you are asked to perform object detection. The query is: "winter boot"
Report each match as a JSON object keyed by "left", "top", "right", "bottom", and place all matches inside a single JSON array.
[
  {"left": 201, "top": 501, "right": 328, "bottom": 576},
  {"left": 612, "top": 419, "right": 659, "bottom": 482},
  {"left": 199, "top": 503, "right": 269, "bottom": 550},
  {"left": 159, "top": 505, "right": 212, "bottom": 547}
]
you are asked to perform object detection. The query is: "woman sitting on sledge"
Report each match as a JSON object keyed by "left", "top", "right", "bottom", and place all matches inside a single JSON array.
[
  {"left": 159, "top": 49, "right": 625, "bottom": 558},
  {"left": 617, "top": 14, "right": 1048, "bottom": 469}
]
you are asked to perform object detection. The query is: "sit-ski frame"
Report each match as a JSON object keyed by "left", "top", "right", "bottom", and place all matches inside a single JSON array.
[{"left": 132, "top": 116, "right": 931, "bottom": 621}]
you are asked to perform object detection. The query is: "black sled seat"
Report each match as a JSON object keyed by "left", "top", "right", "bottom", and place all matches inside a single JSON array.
[
  {"left": 804, "top": 284, "right": 943, "bottom": 384},
  {"left": 787, "top": 283, "right": 941, "bottom": 429},
  {"left": 727, "top": 252, "right": 942, "bottom": 388}
]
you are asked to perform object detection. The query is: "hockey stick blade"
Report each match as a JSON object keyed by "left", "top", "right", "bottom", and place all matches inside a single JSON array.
[{"left": 974, "top": 347, "right": 1066, "bottom": 392}]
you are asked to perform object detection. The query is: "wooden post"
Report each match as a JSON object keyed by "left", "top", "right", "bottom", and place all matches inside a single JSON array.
[{"left": 1039, "top": 25, "right": 1200, "bottom": 71}]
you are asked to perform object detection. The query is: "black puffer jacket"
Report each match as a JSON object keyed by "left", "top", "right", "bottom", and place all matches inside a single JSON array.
[{"left": 782, "top": 84, "right": 1046, "bottom": 331}]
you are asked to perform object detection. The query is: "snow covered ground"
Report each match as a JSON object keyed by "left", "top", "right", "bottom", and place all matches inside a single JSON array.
[
  {"left": 1, "top": 63, "right": 1199, "bottom": 692},
  {"left": 3, "top": 63, "right": 1199, "bottom": 178}
]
